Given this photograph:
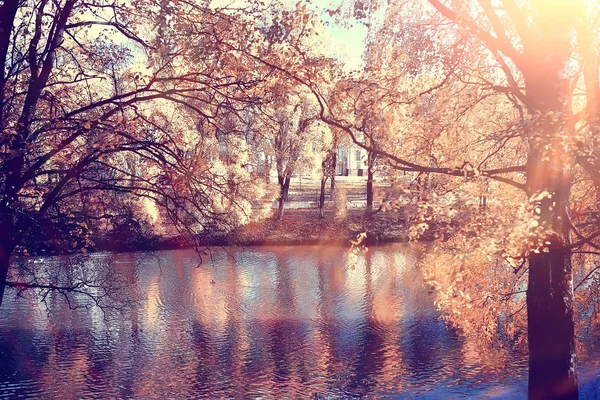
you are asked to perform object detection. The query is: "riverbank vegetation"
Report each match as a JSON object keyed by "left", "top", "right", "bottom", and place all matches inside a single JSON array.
[{"left": 2, "top": 0, "right": 600, "bottom": 397}]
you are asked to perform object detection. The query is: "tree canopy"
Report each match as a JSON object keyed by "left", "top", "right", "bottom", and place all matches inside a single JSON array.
[{"left": 3, "top": 0, "right": 600, "bottom": 397}]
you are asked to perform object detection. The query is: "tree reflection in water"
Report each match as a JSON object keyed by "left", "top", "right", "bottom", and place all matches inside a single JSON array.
[{"left": 4, "top": 245, "right": 600, "bottom": 398}]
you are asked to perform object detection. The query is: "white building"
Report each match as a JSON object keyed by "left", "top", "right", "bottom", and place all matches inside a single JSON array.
[{"left": 336, "top": 144, "right": 369, "bottom": 176}]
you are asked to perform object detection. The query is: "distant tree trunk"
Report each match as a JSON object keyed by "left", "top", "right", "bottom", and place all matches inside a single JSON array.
[
  {"left": 366, "top": 172, "right": 373, "bottom": 214},
  {"left": 330, "top": 174, "right": 336, "bottom": 192},
  {"left": 319, "top": 177, "right": 327, "bottom": 219},
  {"left": 283, "top": 176, "right": 290, "bottom": 201},
  {"left": 277, "top": 175, "right": 291, "bottom": 220},
  {"left": 366, "top": 153, "right": 374, "bottom": 215},
  {"left": 330, "top": 152, "right": 337, "bottom": 192}
]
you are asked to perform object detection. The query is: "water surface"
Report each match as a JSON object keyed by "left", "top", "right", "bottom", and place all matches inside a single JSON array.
[{"left": 1, "top": 245, "right": 599, "bottom": 398}]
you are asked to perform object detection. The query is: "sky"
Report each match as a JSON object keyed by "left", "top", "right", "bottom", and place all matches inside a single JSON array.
[
  {"left": 307, "top": 0, "right": 369, "bottom": 70},
  {"left": 325, "top": 22, "right": 368, "bottom": 70}
]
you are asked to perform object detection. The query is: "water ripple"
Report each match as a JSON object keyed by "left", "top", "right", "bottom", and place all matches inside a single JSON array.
[{"left": 0, "top": 245, "right": 552, "bottom": 399}]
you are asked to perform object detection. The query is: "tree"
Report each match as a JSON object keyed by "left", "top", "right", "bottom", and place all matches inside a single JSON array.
[
  {"left": 318, "top": 149, "right": 336, "bottom": 218},
  {"left": 0, "top": 0, "right": 272, "bottom": 307},
  {"left": 419, "top": 2, "right": 588, "bottom": 397},
  {"left": 257, "top": 88, "right": 326, "bottom": 220},
  {"left": 293, "top": 0, "right": 600, "bottom": 397},
  {"left": 332, "top": 75, "right": 399, "bottom": 215}
]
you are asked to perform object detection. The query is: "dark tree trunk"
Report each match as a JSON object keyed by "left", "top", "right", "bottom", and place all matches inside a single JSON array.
[
  {"left": 527, "top": 247, "right": 578, "bottom": 400},
  {"left": 524, "top": 124, "right": 578, "bottom": 398},
  {"left": 518, "top": 4, "right": 581, "bottom": 395},
  {"left": 283, "top": 176, "right": 290, "bottom": 201},
  {"left": 330, "top": 152, "right": 337, "bottom": 191},
  {"left": 366, "top": 165, "right": 374, "bottom": 215},
  {"left": 524, "top": 143, "right": 579, "bottom": 399},
  {"left": 0, "top": 220, "right": 14, "bottom": 307},
  {"left": 0, "top": 244, "right": 10, "bottom": 308},
  {"left": 0, "top": 0, "right": 20, "bottom": 126},
  {"left": 277, "top": 176, "right": 290, "bottom": 220},
  {"left": 525, "top": 144, "right": 577, "bottom": 398},
  {"left": 319, "top": 177, "right": 326, "bottom": 219}
]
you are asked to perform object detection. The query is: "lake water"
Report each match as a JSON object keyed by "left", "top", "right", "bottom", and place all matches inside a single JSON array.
[{"left": 1, "top": 245, "right": 600, "bottom": 399}]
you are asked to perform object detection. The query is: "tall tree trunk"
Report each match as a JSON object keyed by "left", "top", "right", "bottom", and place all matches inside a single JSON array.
[
  {"left": 527, "top": 246, "right": 577, "bottom": 399},
  {"left": 525, "top": 140, "right": 579, "bottom": 397},
  {"left": 524, "top": 124, "right": 578, "bottom": 397},
  {"left": 366, "top": 171, "right": 373, "bottom": 214},
  {"left": 0, "top": 244, "right": 10, "bottom": 308},
  {"left": 0, "top": 219, "right": 14, "bottom": 307},
  {"left": 277, "top": 176, "right": 290, "bottom": 220},
  {"left": 283, "top": 176, "right": 290, "bottom": 201},
  {"left": 319, "top": 177, "right": 326, "bottom": 219},
  {"left": 0, "top": 0, "right": 19, "bottom": 127},
  {"left": 526, "top": 146, "right": 577, "bottom": 398},
  {"left": 520, "top": 4, "right": 580, "bottom": 396},
  {"left": 330, "top": 152, "right": 337, "bottom": 192}
]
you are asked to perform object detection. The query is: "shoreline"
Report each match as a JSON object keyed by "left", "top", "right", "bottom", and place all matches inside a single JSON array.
[
  {"left": 95, "top": 209, "right": 412, "bottom": 253},
  {"left": 17, "top": 209, "right": 423, "bottom": 257}
]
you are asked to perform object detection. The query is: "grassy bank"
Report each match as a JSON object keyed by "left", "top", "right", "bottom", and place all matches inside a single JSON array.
[
  {"left": 25, "top": 182, "right": 410, "bottom": 255},
  {"left": 130, "top": 208, "right": 410, "bottom": 252},
  {"left": 229, "top": 209, "right": 408, "bottom": 245}
]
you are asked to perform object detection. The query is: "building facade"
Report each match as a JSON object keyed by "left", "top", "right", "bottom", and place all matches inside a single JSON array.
[{"left": 336, "top": 144, "right": 369, "bottom": 176}]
